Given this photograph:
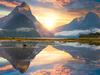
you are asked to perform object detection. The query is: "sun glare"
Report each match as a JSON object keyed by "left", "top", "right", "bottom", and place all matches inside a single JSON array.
[
  {"left": 40, "top": 13, "right": 58, "bottom": 31},
  {"left": 34, "top": 11, "right": 60, "bottom": 31},
  {"left": 43, "top": 19, "right": 55, "bottom": 30}
]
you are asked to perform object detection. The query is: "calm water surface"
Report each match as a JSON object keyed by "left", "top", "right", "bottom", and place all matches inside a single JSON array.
[{"left": 0, "top": 41, "right": 100, "bottom": 75}]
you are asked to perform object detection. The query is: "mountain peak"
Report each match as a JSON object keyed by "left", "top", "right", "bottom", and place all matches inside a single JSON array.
[
  {"left": 20, "top": 2, "right": 28, "bottom": 7},
  {"left": 87, "top": 12, "right": 97, "bottom": 15},
  {"left": 85, "top": 12, "right": 99, "bottom": 19},
  {"left": 12, "top": 2, "right": 31, "bottom": 14},
  {"left": 10, "top": 1, "right": 33, "bottom": 19},
  {"left": 17, "top": 2, "right": 30, "bottom": 11}
]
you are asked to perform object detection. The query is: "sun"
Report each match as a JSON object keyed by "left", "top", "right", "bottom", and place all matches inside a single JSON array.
[
  {"left": 43, "top": 19, "right": 55, "bottom": 30},
  {"left": 41, "top": 13, "right": 58, "bottom": 31},
  {"left": 34, "top": 12, "right": 59, "bottom": 31}
]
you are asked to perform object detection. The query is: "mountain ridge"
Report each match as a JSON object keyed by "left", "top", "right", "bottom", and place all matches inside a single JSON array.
[{"left": 55, "top": 12, "right": 100, "bottom": 32}]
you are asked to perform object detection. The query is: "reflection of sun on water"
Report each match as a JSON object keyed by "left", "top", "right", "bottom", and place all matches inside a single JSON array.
[{"left": 31, "top": 45, "right": 74, "bottom": 66}]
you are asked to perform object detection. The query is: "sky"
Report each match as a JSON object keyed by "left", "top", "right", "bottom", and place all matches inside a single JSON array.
[{"left": 0, "top": 0, "right": 100, "bottom": 30}]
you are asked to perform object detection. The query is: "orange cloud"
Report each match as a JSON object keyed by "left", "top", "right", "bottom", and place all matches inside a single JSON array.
[
  {"left": 29, "top": 64, "right": 71, "bottom": 75},
  {"left": 0, "top": 64, "right": 13, "bottom": 71},
  {"left": 0, "top": 0, "right": 19, "bottom": 8},
  {"left": 38, "top": 0, "right": 71, "bottom": 7}
]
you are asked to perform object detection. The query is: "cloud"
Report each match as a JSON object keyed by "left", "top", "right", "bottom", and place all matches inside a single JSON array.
[
  {"left": 0, "top": 64, "right": 13, "bottom": 71},
  {"left": 38, "top": 0, "right": 71, "bottom": 8},
  {"left": 1, "top": 0, "right": 25, "bottom": 3},
  {"left": 0, "top": 0, "right": 19, "bottom": 8},
  {"left": 0, "top": 0, "right": 99, "bottom": 11},
  {"left": 37, "top": 0, "right": 100, "bottom": 11},
  {"left": 55, "top": 30, "right": 91, "bottom": 36},
  {"left": 55, "top": 28, "right": 100, "bottom": 37},
  {"left": 55, "top": 42, "right": 100, "bottom": 50},
  {"left": 65, "top": 1, "right": 100, "bottom": 10},
  {"left": 16, "top": 28, "right": 34, "bottom": 32},
  {"left": 26, "top": 62, "right": 100, "bottom": 75},
  {"left": 29, "top": 64, "right": 71, "bottom": 75}
]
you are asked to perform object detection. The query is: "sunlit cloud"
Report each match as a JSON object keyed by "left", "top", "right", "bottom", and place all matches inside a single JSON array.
[
  {"left": 29, "top": 64, "right": 71, "bottom": 75},
  {"left": 37, "top": 0, "right": 100, "bottom": 10},
  {"left": 0, "top": 0, "right": 19, "bottom": 8},
  {"left": 0, "top": 64, "right": 13, "bottom": 71},
  {"left": 38, "top": 0, "right": 71, "bottom": 8}
]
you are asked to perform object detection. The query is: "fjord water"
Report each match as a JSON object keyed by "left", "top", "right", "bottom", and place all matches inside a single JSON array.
[{"left": 0, "top": 41, "right": 100, "bottom": 75}]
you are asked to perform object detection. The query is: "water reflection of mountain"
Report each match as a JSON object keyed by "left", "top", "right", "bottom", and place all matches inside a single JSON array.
[
  {"left": 53, "top": 42, "right": 100, "bottom": 63},
  {"left": 0, "top": 42, "right": 47, "bottom": 73}
]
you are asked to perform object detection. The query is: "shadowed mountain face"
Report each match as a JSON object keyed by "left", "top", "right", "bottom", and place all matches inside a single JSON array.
[
  {"left": 55, "top": 12, "right": 100, "bottom": 32},
  {"left": 4, "top": 13, "right": 35, "bottom": 29},
  {"left": 78, "top": 12, "right": 100, "bottom": 30},
  {"left": 3, "top": 2, "right": 36, "bottom": 29}
]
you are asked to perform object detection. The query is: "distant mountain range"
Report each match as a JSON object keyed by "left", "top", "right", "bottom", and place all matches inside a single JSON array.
[
  {"left": 55, "top": 12, "right": 100, "bottom": 38},
  {"left": 55, "top": 12, "right": 100, "bottom": 31},
  {"left": 0, "top": 2, "right": 53, "bottom": 37}
]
